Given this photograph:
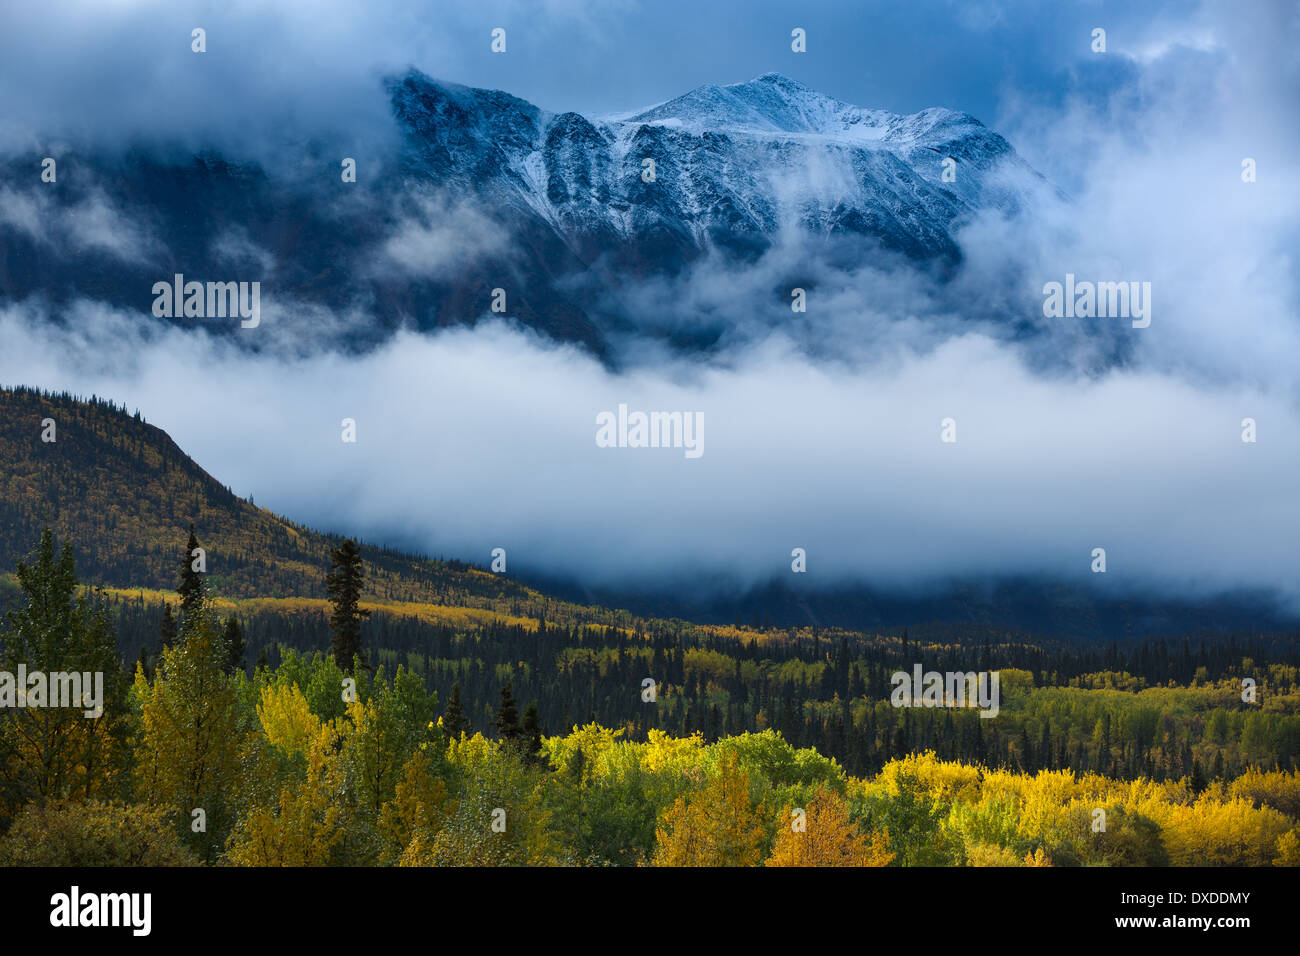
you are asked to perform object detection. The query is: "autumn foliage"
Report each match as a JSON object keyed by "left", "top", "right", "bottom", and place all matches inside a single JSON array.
[
  {"left": 2, "top": 525, "right": 1298, "bottom": 867},
  {"left": 767, "top": 789, "right": 894, "bottom": 867}
]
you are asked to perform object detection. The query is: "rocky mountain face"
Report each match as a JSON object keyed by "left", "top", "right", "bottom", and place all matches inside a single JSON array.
[{"left": 0, "top": 71, "right": 1042, "bottom": 357}]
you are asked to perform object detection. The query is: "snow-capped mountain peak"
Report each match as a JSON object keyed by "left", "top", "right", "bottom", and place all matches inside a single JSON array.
[
  {"left": 0, "top": 69, "right": 1049, "bottom": 358},
  {"left": 619, "top": 72, "right": 891, "bottom": 138},
  {"left": 614, "top": 73, "right": 986, "bottom": 149}
]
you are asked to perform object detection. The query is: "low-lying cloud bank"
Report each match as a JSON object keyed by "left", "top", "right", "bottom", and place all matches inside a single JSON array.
[{"left": 2, "top": 305, "right": 1296, "bottom": 611}]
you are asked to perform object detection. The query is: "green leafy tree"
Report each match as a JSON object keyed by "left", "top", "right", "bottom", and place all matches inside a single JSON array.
[
  {"left": 0, "top": 530, "right": 127, "bottom": 827},
  {"left": 854, "top": 768, "right": 959, "bottom": 866},
  {"left": 345, "top": 668, "right": 437, "bottom": 832},
  {"left": 0, "top": 800, "right": 198, "bottom": 866},
  {"left": 257, "top": 648, "right": 349, "bottom": 723},
  {"left": 1087, "top": 805, "right": 1171, "bottom": 866},
  {"left": 544, "top": 743, "right": 657, "bottom": 865},
  {"left": 133, "top": 596, "right": 242, "bottom": 860},
  {"left": 404, "top": 734, "right": 556, "bottom": 866}
]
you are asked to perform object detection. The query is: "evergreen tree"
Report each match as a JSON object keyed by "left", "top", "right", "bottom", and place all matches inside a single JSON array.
[
  {"left": 158, "top": 603, "right": 177, "bottom": 649},
  {"left": 177, "top": 523, "right": 205, "bottom": 620},
  {"left": 1190, "top": 756, "right": 1207, "bottom": 794},
  {"left": 221, "top": 616, "right": 246, "bottom": 675},
  {"left": 326, "top": 539, "right": 370, "bottom": 673},
  {"left": 495, "top": 683, "right": 522, "bottom": 743},
  {"left": 522, "top": 701, "right": 543, "bottom": 765},
  {"left": 1019, "top": 728, "right": 1035, "bottom": 772},
  {"left": 442, "top": 682, "right": 467, "bottom": 739}
]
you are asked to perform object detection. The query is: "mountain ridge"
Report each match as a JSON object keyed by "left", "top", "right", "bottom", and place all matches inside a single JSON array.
[
  {"left": 0, "top": 385, "right": 533, "bottom": 609},
  {"left": 389, "top": 68, "right": 1035, "bottom": 258},
  {"left": 0, "top": 70, "right": 1046, "bottom": 358}
]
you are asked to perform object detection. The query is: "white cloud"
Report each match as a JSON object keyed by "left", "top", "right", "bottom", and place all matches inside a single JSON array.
[
  {"left": 0, "top": 186, "right": 159, "bottom": 263},
  {"left": 375, "top": 195, "right": 510, "bottom": 280},
  {"left": 1, "top": 304, "right": 1295, "bottom": 608},
  {"left": 0, "top": 0, "right": 1296, "bottom": 617}
]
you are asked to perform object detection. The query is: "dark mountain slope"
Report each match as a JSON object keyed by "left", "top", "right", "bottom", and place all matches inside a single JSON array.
[{"left": 0, "top": 385, "right": 529, "bottom": 605}]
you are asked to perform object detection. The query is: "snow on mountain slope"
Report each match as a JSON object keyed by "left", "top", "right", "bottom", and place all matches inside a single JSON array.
[
  {"left": 389, "top": 70, "right": 1042, "bottom": 265},
  {"left": 0, "top": 70, "right": 1051, "bottom": 358}
]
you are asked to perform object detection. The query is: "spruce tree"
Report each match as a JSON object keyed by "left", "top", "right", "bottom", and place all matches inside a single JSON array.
[
  {"left": 177, "top": 523, "right": 204, "bottom": 619},
  {"left": 221, "top": 616, "right": 246, "bottom": 675},
  {"left": 495, "top": 683, "right": 521, "bottom": 743},
  {"left": 443, "top": 682, "right": 467, "bottom": 739},
  {"left": 522, "top": 701, "right": 543, "bottom": 765},
  {"left": 326, "top": 539, "right": 370, "bottom": 673},
  {"left": 1019, "top": 728, "right": 1035, "bottom": 772},
  {"left": 1190, "top": 756, "right": 1207, "bottom": 794},
  {"left": 158, "top": 603, "right": 178, "bottom": 649}
]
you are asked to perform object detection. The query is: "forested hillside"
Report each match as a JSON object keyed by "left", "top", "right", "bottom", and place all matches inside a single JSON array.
[
  {"left": 0, "top": 386, "right": 553, "bottom": 605},
  {"left": 0, "top": 385, "right": 752, "bottom": 640},
  {"left": 3, "top": 390, "right": 1299, "bottom": 866},
  {"left": 77, "top": 585, "right": 1298, "bottom": 783},
  {"left": 1, "top": 537, "right": 1297, "bottom": 867}
]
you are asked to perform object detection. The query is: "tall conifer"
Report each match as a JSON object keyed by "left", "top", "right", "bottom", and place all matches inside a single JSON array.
[{"left": 326, "top": 539, "right": 370, "bottom": 673}]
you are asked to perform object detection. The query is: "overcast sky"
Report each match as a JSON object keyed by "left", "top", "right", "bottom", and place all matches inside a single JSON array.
[
  {"left": 4, "top": 1, "right": 1286, "bottom": 171},
  {"left": 1, "top": 0, "right": 1297, "bottom": 609}
]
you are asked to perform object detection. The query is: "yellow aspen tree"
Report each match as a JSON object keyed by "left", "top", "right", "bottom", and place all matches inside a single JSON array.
[
  {"left": 378, "top": 748, "right": 451, "bottom": 864},
  {"left": 652, "top": 752, "right": 765, "bottom": 866},
  {"left": 767, "top": 788, "right": 894, "bottom": 867},
  {"left": 135, "top": 597, "right": 242, "bottom": 858}
]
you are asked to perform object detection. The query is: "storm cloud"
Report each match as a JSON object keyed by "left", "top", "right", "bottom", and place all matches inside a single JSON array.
[{"left": 0, "top": 0, "right": 1297, "bottom": 613}]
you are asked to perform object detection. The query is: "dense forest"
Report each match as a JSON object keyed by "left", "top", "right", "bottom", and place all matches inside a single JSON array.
[
  {"left": 80, "top": 583, "right": 1300, "bottom": 784},
  {"left": 3, "top": 386, "right": 1299, "bottom": 866},
  {"left": 2, "top": 528, "right": 1298, "bottom": 866}
]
